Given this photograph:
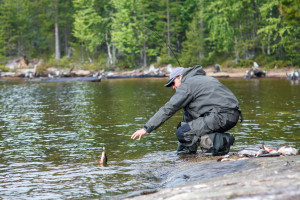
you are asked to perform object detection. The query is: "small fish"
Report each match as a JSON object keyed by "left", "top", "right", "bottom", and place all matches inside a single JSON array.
[
  {"left": 222, "top": 144, "right": 298, "bottom": 162},
  {"left": 98, "top": 147, "right": 108, "bottom": 166},
  {"left": 217, "top": 154, "right": 230, "bottom": 162},
  {"left": 263, "top": 145, "right": 299, "bottom": 156},
  {"left": 277, "top": 146, "right": 299, "bottom": 156},
  {"left": 238, "top": 148, "right": 260, "bottom": 157},
  {"left": 255, "top": 149, "right": 269, "bottom": 157},
  {"left": 217, "top": 154, "right": 249, "bottom": 162}
]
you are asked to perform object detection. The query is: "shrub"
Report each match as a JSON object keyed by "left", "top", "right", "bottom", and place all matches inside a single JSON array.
[
  {"left": 158, "top": 55, "right": 179, "bottom": 66},
  {"left": 0, "top": 65, "right": 9, "bottom": 72},
  {"left": 222, "top": 59, "right": 236, "bottom": 68},
  {"left": 264, "top": 60, "right": 293, "bottom": 69},
  {"left": 236, "top": 59, "right": 254, "bottom": 67}
]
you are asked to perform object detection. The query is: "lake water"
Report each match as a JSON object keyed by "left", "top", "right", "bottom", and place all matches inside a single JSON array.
[{"left": 0, "top": 78, "right": 299, "bottom": 199}]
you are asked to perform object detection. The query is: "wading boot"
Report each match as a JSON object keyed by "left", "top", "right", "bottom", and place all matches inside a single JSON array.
[
  {"left": 200, "top": 133, "right": 235, "bottom": 156},
  {"left": 176, "top": 142, "right": 198, "bottom": 155}
]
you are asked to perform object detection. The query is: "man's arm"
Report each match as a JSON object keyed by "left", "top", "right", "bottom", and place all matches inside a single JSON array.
[
  {"left": 144, "top": 83, "right": 193, "bottom": 133},
  {"left": 131, "top": 82, "right": 193, "bottom": 140}
]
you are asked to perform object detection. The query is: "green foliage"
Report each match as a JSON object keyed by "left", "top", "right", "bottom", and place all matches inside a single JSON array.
[
  {"left": 116, "top": 54, "right": 140, "bottom": 69},
  {"left": 265, "top": 60, "right": 293, "bottom": 69},
  {"left": 236, "top": 59, "right": 254, "bottom": 68},
  {"left": 0, "top": 65, "right": 9, "bottom": 72},
  {"left": 158, "top": 55, "right": 178, "bottom": 66},
  {"left": 48, "top": 55, "right": 71, "bottom": 68},
  {"left": 279, "top": 0, "right": 300, "bottom": 25},
  {"left": 181, "top": 7, "right": 205, "bottom": 67},
  {"left": 73, "top": 0, "right": 104, "bottom": 54},
  {"left": 221, "top": 59, "right": 236, "bottom": 68},
  {"left": 0, "top": 0, "right": 299, "bottom": 68}
]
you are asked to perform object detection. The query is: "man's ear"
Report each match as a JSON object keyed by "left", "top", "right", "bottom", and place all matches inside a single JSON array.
[{"left": 179, "top": 75, "right": 182, "bottom": 80}]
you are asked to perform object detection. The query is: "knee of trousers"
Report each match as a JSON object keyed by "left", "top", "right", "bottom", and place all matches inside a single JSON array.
[{"left": 176, "top": 123, "right": 191, "bottom": 143}]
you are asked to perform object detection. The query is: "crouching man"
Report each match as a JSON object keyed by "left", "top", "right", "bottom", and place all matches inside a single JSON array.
[{"left": 131, "top": 65, "right": 243, "bottom": 155}]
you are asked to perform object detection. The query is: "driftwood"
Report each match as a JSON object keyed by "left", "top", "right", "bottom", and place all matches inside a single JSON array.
[
  {"left": 26, "top": 75, "right": 101, "bottom": 82},
  {"left": 103, "top": 73, "right": 166, "bottom": 79},
  {"left": 244, "top": 62, "right": 266, "bottom": 79}
]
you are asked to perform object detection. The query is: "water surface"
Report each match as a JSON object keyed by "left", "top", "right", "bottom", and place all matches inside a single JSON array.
[{"left": 0, "top": 78, "right": 299, "bottom": 199}]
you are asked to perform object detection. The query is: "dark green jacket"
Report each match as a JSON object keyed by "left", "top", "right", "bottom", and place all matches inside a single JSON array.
[{"left": 144, "top": 65, "right": 239, "bottom": 133}]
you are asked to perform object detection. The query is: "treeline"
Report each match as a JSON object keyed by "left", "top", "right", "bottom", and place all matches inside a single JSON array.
[{"left": 0, "top": 0, "right": 299, "bottom": 69}]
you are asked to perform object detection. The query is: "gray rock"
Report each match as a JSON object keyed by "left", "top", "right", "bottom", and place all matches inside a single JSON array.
[{"left": 123, "top": 155, "right": 300, "bottom": 200}]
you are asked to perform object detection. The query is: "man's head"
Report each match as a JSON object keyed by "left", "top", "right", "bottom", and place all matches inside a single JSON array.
[{"left": 165, "top": 67, "right": 184, "bottom": 89}]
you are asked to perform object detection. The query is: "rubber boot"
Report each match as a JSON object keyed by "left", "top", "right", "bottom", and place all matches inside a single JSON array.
[
  {"left": 177, "top": 142, "right": 198, "bottom": 155},
  {"left": 200, "top": 133, "right": 235, "bottom": 156},
  {"left": 218, "top": 133, "right": 235, "bottom": 155}
]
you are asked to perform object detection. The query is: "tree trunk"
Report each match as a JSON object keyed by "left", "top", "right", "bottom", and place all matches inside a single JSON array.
[
  {"left": 143, "top": 40, "right": 147, "bottom": 67},
  {"left": 112, "top": 45, "right": 116, "bottom": 65},
  {"left": 267, "top": 11, "right": 271, "bottom": 55},
  {"left": 86, "top": 48, "right": 92, "bottom": 63},
  {"left": 199, "top": 0, "right": 204, "bottom": 59},
  {"left": 234, "top": 36, "right": 239, "bottom": 63},
  {"left": 251, "top": 0, "right": 259, "bottom": 57},
  {"left": 261, "top": 43, "right": 265, "bottom": 54},
  {"left": 141, "top": 10, "right": 147, "bottom": 67},
  {"left": 267, "top": 33, "right": 271, "bottom": 55},
  {"left": 106, "top": 32, "right": 112, "bottom": 65},
  {"left": 54, "top": 0, "right": 61, "bottom": 60},
  {"left": 166, "top": 0, "right": 171, "bottom": 57},
  {"left": 80, "top": 43, "right": 84, "bottom": 62},
  {"left": 140, "top": 47, "right": 143, "bottom": 66},
  {"left": 64, "top": 25, "right": 68, "bottom": 57}
]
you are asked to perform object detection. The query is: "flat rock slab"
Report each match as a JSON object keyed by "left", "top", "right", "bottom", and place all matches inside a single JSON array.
[{"left": 123, "top": 155, "right": 300, "bottom": 200}]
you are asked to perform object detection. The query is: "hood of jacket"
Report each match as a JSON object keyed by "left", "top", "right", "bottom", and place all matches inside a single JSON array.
[{"left": 182, "top": 65, "right": 206, "bottom": 82}]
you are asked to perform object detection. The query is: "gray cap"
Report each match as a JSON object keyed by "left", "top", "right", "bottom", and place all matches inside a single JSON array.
[{"left": 164, "top": 67, "right": 184, "bottom": 87}]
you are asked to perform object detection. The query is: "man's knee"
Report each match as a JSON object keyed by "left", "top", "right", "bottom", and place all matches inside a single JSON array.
[{"left": 176, "top": 123, "right": 191, "bottom": 143}]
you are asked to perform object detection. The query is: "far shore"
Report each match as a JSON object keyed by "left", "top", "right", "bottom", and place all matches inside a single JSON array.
[
  {"left": 0, "top": 65, "right": 298, "bottom": 80},
  {"left": 204, "top": 66, "right": 296, "bottom": 78}
]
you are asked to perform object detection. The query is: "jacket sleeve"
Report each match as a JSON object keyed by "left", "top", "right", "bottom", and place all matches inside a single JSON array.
[{"left": 144, "top": 83, "right": 193, "bottom": 133}]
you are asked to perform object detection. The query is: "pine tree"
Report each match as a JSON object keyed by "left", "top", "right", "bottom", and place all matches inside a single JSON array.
[{"left": 73, "top": 0, "right": 104, "bottom": 62}]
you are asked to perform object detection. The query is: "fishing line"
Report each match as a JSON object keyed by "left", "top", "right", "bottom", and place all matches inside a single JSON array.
[{"left": 118, "top": 21, "right": 182, "bottom": 67}]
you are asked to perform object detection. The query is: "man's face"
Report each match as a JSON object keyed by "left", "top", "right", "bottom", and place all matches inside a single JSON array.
[{"left": 172, "top": 75, "right": 182, "bottom": 90}]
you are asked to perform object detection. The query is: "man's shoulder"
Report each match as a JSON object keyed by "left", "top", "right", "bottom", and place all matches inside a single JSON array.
[{"left": 186, "top": 74, "right": 213, "bottom": 83}]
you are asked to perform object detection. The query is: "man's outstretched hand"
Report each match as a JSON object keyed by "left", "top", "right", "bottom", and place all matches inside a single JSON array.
[{"left": 131, "top": 128, "right": 147, "bottom": 140}]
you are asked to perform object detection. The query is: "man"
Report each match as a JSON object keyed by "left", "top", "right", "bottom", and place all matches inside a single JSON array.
[{"left": 131, "top": 65, "right": 242, "bottom": 155}]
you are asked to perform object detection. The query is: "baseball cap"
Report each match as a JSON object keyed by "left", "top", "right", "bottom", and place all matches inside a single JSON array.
[{"left": 164, "top": 67, "right": 184, "bottom": 87}]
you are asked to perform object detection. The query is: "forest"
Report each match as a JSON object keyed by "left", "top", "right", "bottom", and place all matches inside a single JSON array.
[{"left": 0, "top": 0, "right": 299, "bottom": 71}]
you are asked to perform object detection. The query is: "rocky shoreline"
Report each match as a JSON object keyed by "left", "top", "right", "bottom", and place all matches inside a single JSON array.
[
  {"left": 121, "top": 155, "right": 300, "bottom": 200},
  {"left": 1, "top": 60, "right": 298, "bottom": 80}
]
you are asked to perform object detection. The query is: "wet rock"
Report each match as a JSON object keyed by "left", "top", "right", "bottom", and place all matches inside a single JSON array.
[
  {"left": 123, "top": 155, "right": 300, "bottom": 200},
  {"left": 214, "top": 64, "right": 221, "bottom": 73},
  {"left": 286, "top": 70, "right": 300, "bottom": 80}
]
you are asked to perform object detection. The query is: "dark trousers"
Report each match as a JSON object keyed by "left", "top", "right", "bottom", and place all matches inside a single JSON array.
[{"left": 176, "top": 108, "right": 240, "bottom": 149}]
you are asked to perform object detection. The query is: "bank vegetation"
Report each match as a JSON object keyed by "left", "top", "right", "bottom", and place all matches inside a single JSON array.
[{"left": 0, "top": 0, "right": 299, "bottom": 72}]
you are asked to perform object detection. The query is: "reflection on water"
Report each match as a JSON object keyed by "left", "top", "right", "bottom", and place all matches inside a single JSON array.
[{"left": 0, "top": 78, "right": 299, "bottom": 199}]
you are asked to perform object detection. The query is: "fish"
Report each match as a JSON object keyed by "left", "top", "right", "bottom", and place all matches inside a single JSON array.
[
  {"left": 218, "top": 144, "right": 298, "bottom": 162},
  {"left": 264, "top": 145, "right": 299, "bottom": 156},
  {"left": 255, "top": 148, "right": 270, "bottom": 157},
  {"left": 238, "top": 145, "right": 299, "bottom": 158},
  {"left": 217, "top": 154, "right": 249, "bottom": 162},
  {"left": 238, "top": 147, "right": 261, "bottom": 157},
  {"left": 98, "top": 146, "right": 108, "bottom": 166}
]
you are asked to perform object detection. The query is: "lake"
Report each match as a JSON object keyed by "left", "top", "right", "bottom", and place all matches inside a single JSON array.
[{"left": 0, "top": 78, "right": 299, "bottom": 199}]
